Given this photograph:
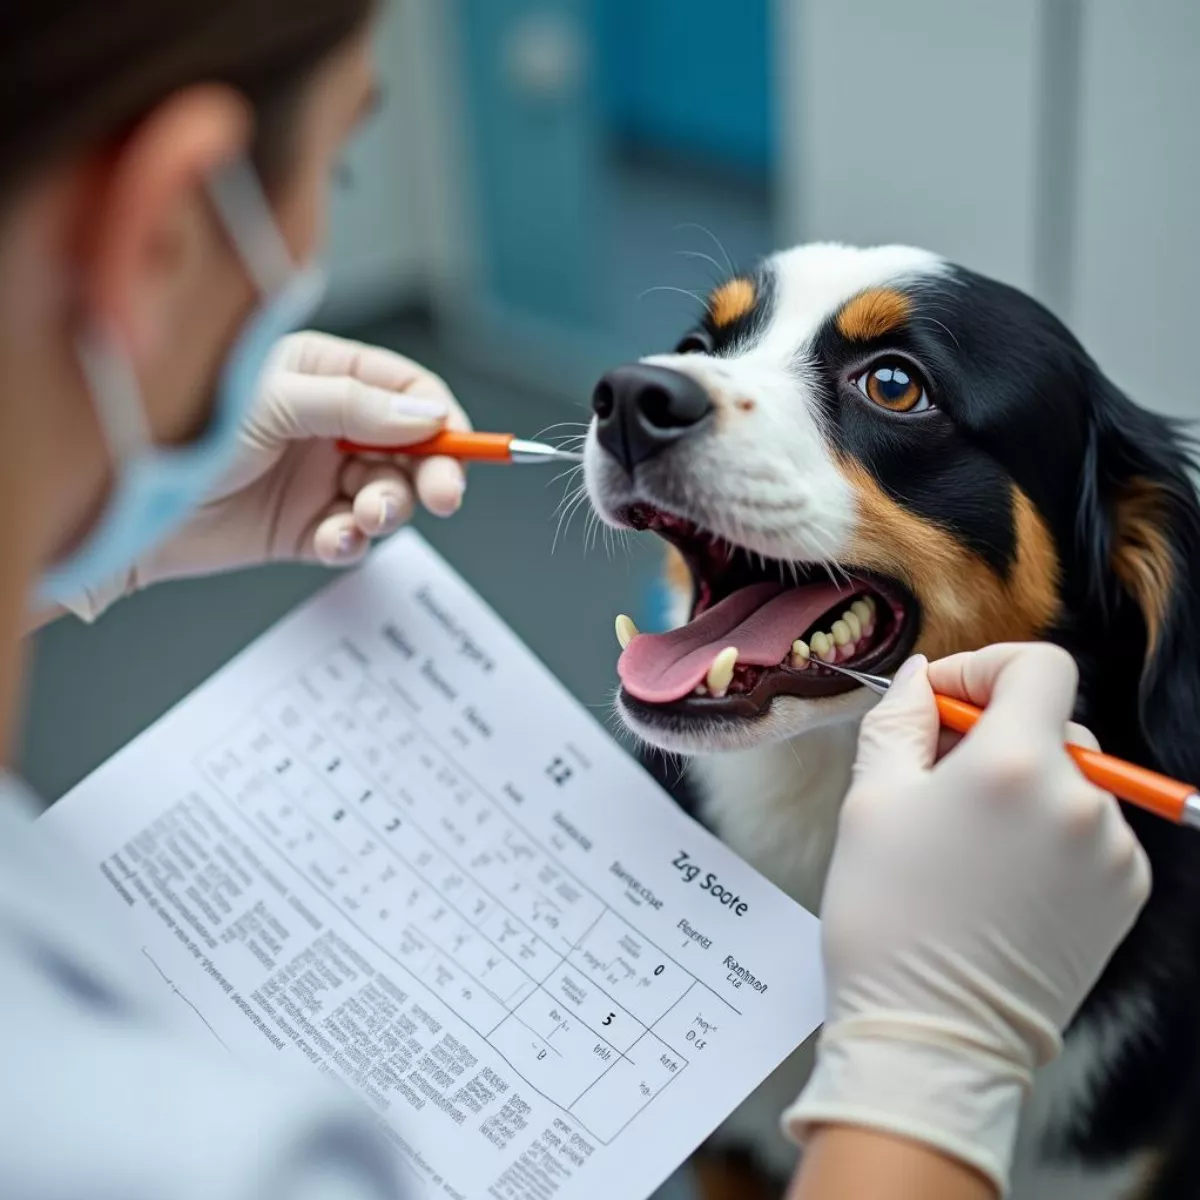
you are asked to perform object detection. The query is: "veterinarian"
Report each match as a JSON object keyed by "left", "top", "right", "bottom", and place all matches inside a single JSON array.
[{"left": 0, "top": 3, "right": 1150, "bottom": 1199}]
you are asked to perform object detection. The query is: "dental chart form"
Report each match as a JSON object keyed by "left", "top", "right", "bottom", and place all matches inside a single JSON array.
[{"left": 42, "top": 531, "right": 824, "bottom": 1200}]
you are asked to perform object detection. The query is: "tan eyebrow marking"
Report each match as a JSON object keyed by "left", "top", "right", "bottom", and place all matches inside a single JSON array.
[
  {"left": 836, "top": 288, "right": 911, "bottom": 341},
  {"left": 709, "top": 278, "right": 757, "bottom": 327}
]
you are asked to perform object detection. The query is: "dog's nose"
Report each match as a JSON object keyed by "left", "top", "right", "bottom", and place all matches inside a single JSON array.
[{"left": 591, "top": 364, "right": 713, "bottom": 474}]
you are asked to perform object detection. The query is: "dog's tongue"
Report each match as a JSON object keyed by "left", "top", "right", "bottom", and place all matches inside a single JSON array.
[{"left": 619, "top": 580, "right": 856, "bottom": 704}]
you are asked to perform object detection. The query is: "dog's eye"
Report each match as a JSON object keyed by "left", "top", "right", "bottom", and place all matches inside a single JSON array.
[
  {"left": 854, "top": 359, "right": 932, "bottom": 413},
  {"left": 675, "top": 330, "right": 713, "bottom": 355}
]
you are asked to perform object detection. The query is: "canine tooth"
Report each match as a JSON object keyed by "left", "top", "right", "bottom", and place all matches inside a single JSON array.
[
  {"left": 615, "top": 615, "right": 639, "bottom": 650},
  {"left": 831, "top": 619, "right": 852, "bottom": 647},
  {"left": 843, "top": 610, "right": 862, "bottom": 639},
  {"left": 851, "top": 599, "right": 871, "bottom": 625},
  {"left": 706, "top": 647, "right": 738, "bottom": 696},
  {"left": 790, "top": 639, "right": 811, "bottom": 669},
  {"left": 810, "top": 631, "right": 836, "bottom": 663}
]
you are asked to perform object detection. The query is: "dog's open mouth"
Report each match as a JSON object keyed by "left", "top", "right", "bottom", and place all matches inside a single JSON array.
[{"left": 617, "top": 505, "right": 920, "bottom": 719}]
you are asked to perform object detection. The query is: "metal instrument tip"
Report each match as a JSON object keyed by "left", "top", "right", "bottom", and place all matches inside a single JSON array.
[
  {"left": 509, "top": 438, "right": 585, "bottom": 465},
  {"left": 815, "top": 660, "right": 893, "bottom": 695}
]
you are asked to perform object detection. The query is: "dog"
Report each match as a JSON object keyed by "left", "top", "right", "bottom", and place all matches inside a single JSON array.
[{"left": 583, "top": 243, "right": 1200, "bottom": 1200}]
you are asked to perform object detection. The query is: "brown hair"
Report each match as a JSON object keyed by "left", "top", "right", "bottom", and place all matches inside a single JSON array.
[{"left": 0, "top": 1, "right": 375, "bottom": 196}]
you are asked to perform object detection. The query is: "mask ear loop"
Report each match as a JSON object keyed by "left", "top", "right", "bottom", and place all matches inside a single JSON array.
[
  {"left": 76, "top": 159, "right": 296, "bottom": 468},
  {"left": 74, "top": 324, "right": 152, "bottom": 465},
  {"left": 205, "top": 158, "right": 297, "bottom": 298}
]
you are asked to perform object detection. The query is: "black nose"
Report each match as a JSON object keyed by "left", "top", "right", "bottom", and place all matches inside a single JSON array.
[{"left": 591, "top": 363, "right": 713, "bottom": 474}]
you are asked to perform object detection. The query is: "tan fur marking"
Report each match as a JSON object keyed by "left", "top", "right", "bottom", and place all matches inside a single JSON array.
[
  {"left": 836, "top": 288, "right": 911, "bottom": 342},
  {"left": 709, "top": 278, "right": 756, "bottom": 327},
  {"left": 1112, "top": 477, "right": 1174, "bottom": 656},
  {"left": 837, "top": 459, "right": 1061, "bottom": 660}
]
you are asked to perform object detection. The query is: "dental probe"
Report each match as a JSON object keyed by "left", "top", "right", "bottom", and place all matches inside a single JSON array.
[
  {"left": 337, "top": 432, "right": 584, "bottom": 465},
  {"left": 821, "top": 660, "right": 1200, "bottom": 829}
]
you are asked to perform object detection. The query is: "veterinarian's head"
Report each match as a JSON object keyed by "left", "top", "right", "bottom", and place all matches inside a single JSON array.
[
  {"left": 0, "top": 0, "right": 377, "bottom": 616},
  {"left": 586, "top": 243, "right": 1200, "bottom": 764}
]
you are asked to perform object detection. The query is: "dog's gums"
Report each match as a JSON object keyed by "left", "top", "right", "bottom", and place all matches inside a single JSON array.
[{"left": 612, "top": 504, "right": 919, "bottom": 718}]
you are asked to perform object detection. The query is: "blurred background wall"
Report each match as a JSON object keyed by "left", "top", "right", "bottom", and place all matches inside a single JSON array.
[{"left": 23, "top": 0, "right": 1200, "bottom": 790}]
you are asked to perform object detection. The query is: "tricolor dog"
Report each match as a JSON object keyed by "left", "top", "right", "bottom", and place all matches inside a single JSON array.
[{"left": 584, "top": 244, "right": 1200, "bottom": 1200}]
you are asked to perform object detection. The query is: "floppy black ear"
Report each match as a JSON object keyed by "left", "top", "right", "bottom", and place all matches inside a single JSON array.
[{"left": 1077, "top": 373, "right": 1200, "bottom": 779}]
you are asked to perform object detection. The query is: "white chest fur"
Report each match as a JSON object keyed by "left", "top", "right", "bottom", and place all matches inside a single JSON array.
[
  {"left": 692, "top": 725, "right": 856, "bottom": 915},
  {"left": 691, "top": 730, "right": 1148, "bottom": 1199}
]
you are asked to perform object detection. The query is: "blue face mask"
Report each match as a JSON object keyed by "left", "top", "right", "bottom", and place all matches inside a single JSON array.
[{"left": 38, "top": 160, "right": 327, "bottom": 605}]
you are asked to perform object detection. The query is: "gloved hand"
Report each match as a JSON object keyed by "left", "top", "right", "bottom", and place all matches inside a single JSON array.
[
  {"left": 783, "top": 644, "right": 1151, "bottom": 1194},
  {"left": 65, "top": 331, "right": 471, "bottom": 622}
]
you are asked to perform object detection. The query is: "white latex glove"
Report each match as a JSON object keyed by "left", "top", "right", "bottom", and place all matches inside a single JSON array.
[
  {"left": 65, "top": 331, "right": 471, "bottom": 622},
  {"left": 783, "top": 644, "right": 1151, "bottom": 1194}
]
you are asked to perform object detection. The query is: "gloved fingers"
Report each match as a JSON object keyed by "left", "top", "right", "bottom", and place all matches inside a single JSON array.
[
  {"left": 270, "top": 332, "right": 469, "bottom": 446},
  {"left": 262, "top": 370, "right": 448, "bottom": 446},
  {"left": 935, "top": 727, "right": 963, "bottom": 761},
  {"left": 343, "top": 463, "right": 416, "bottom": 537},
  {"left": 852, "top": 655, "right": 940, "bottom": 782},
  {"left": 936, "top": 718, "right": 1095, "bottom": 764},
  {"left": 310, "top": 502, "right": 370, "bottom": 567},
  {"left": 1065, "top": 721, "right": 1100, "bottom": 752},
  {"left": 928, "top": 643, "right": 1079, "bottom": 750},
  {"left": 277, "top": 332, "right": 446, "bottom": 397},
  {"left": 415, "top": 402, "right": 471, "bottom": 518},
  {"left": 1097, "top": 799, "right": 1152, "bottom": 907}
]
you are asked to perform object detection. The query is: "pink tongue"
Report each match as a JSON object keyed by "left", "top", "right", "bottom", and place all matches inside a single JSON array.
[{"left": 619, "top": 580, "right": 856, "bottom": 704}]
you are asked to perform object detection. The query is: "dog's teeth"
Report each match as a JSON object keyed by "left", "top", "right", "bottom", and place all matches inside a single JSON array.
[
  {"left": 831, "top": 619, "right": 852, "bottom": 647},
  {"left": 615, "top": 614, "right": 639, "bottom": 650},
  {"left": 706, "top": 647, "right": 738, "bottom": 696},
  {"left": 851, "top": 599, "right": 871, "bottom": 626},
  {"left": 843, "top": 610, "right": 862, "bottom": 639},
  {"left": 694, "top": 684, "right": 708, "bottom": 696},
  {"left": 810, "top": 631, "right": 836, "bottom": 663},
  {"left": 863, "top": 595, "right": 876, "bottom": 616},
  {"left": 790, "top": 639, "right": 811, "bottom": 669},
  {"left": 837, "top": 642, "right": 858, "bottom": 662}
]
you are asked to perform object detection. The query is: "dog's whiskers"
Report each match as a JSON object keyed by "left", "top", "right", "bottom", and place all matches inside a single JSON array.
[
  {"left": 674, "top": 222, "right": 735, "bottom": 277},
  {"left": 637, "top": 285, "right": 705, "bottom": 307},
  {"left": 674, "top": 248, "right": 726, "bottom": 281}
]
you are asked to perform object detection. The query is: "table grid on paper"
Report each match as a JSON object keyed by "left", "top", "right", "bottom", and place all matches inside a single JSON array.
[{"left": 199, "top": 642, "right": 734, "bottom": 1144}]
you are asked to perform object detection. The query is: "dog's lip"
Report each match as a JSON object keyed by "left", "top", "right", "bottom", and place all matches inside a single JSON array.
[
  {"left": 619, "top": 570, "right": 920, "bottom": 721},
  {"left": 605, "top": 499, "right": 921, "bottom": 719}
]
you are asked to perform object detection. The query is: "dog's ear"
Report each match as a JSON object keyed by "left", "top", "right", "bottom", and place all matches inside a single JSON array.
[{"left": 1077, "top": 373, "right": 1200, "bottom": 776}]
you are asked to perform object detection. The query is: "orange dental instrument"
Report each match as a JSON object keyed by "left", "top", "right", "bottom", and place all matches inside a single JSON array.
[
  {"left": 821, "top": 661, "right": 1200, "bottom": 828},
  {"left": 336, "top": 432, "right": 584, "bottom": 465}
]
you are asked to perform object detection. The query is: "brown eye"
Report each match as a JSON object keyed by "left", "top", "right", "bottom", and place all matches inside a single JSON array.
[{"left": 854, "top": 359, "right": 932, "bottom": 413}]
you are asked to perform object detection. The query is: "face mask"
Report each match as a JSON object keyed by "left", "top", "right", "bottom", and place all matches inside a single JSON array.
[{"left": 38, "top": 160, "right": 327, "bottom": 605}]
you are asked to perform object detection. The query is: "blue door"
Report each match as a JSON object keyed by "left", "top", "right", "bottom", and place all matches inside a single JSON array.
[
  {"left": 455, "top": 0, "right": 603, "bottom": 328},
  {"left": 454, "top": 0, "right": 773, "bottom": 341},
  {"left": 597, "top": 0, "right": 774, "bottom": 178}
]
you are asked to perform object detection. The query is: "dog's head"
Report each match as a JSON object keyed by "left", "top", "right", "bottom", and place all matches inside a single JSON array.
[{"left": 586, "top": 243, "right": 1200, "bottom": 769}]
